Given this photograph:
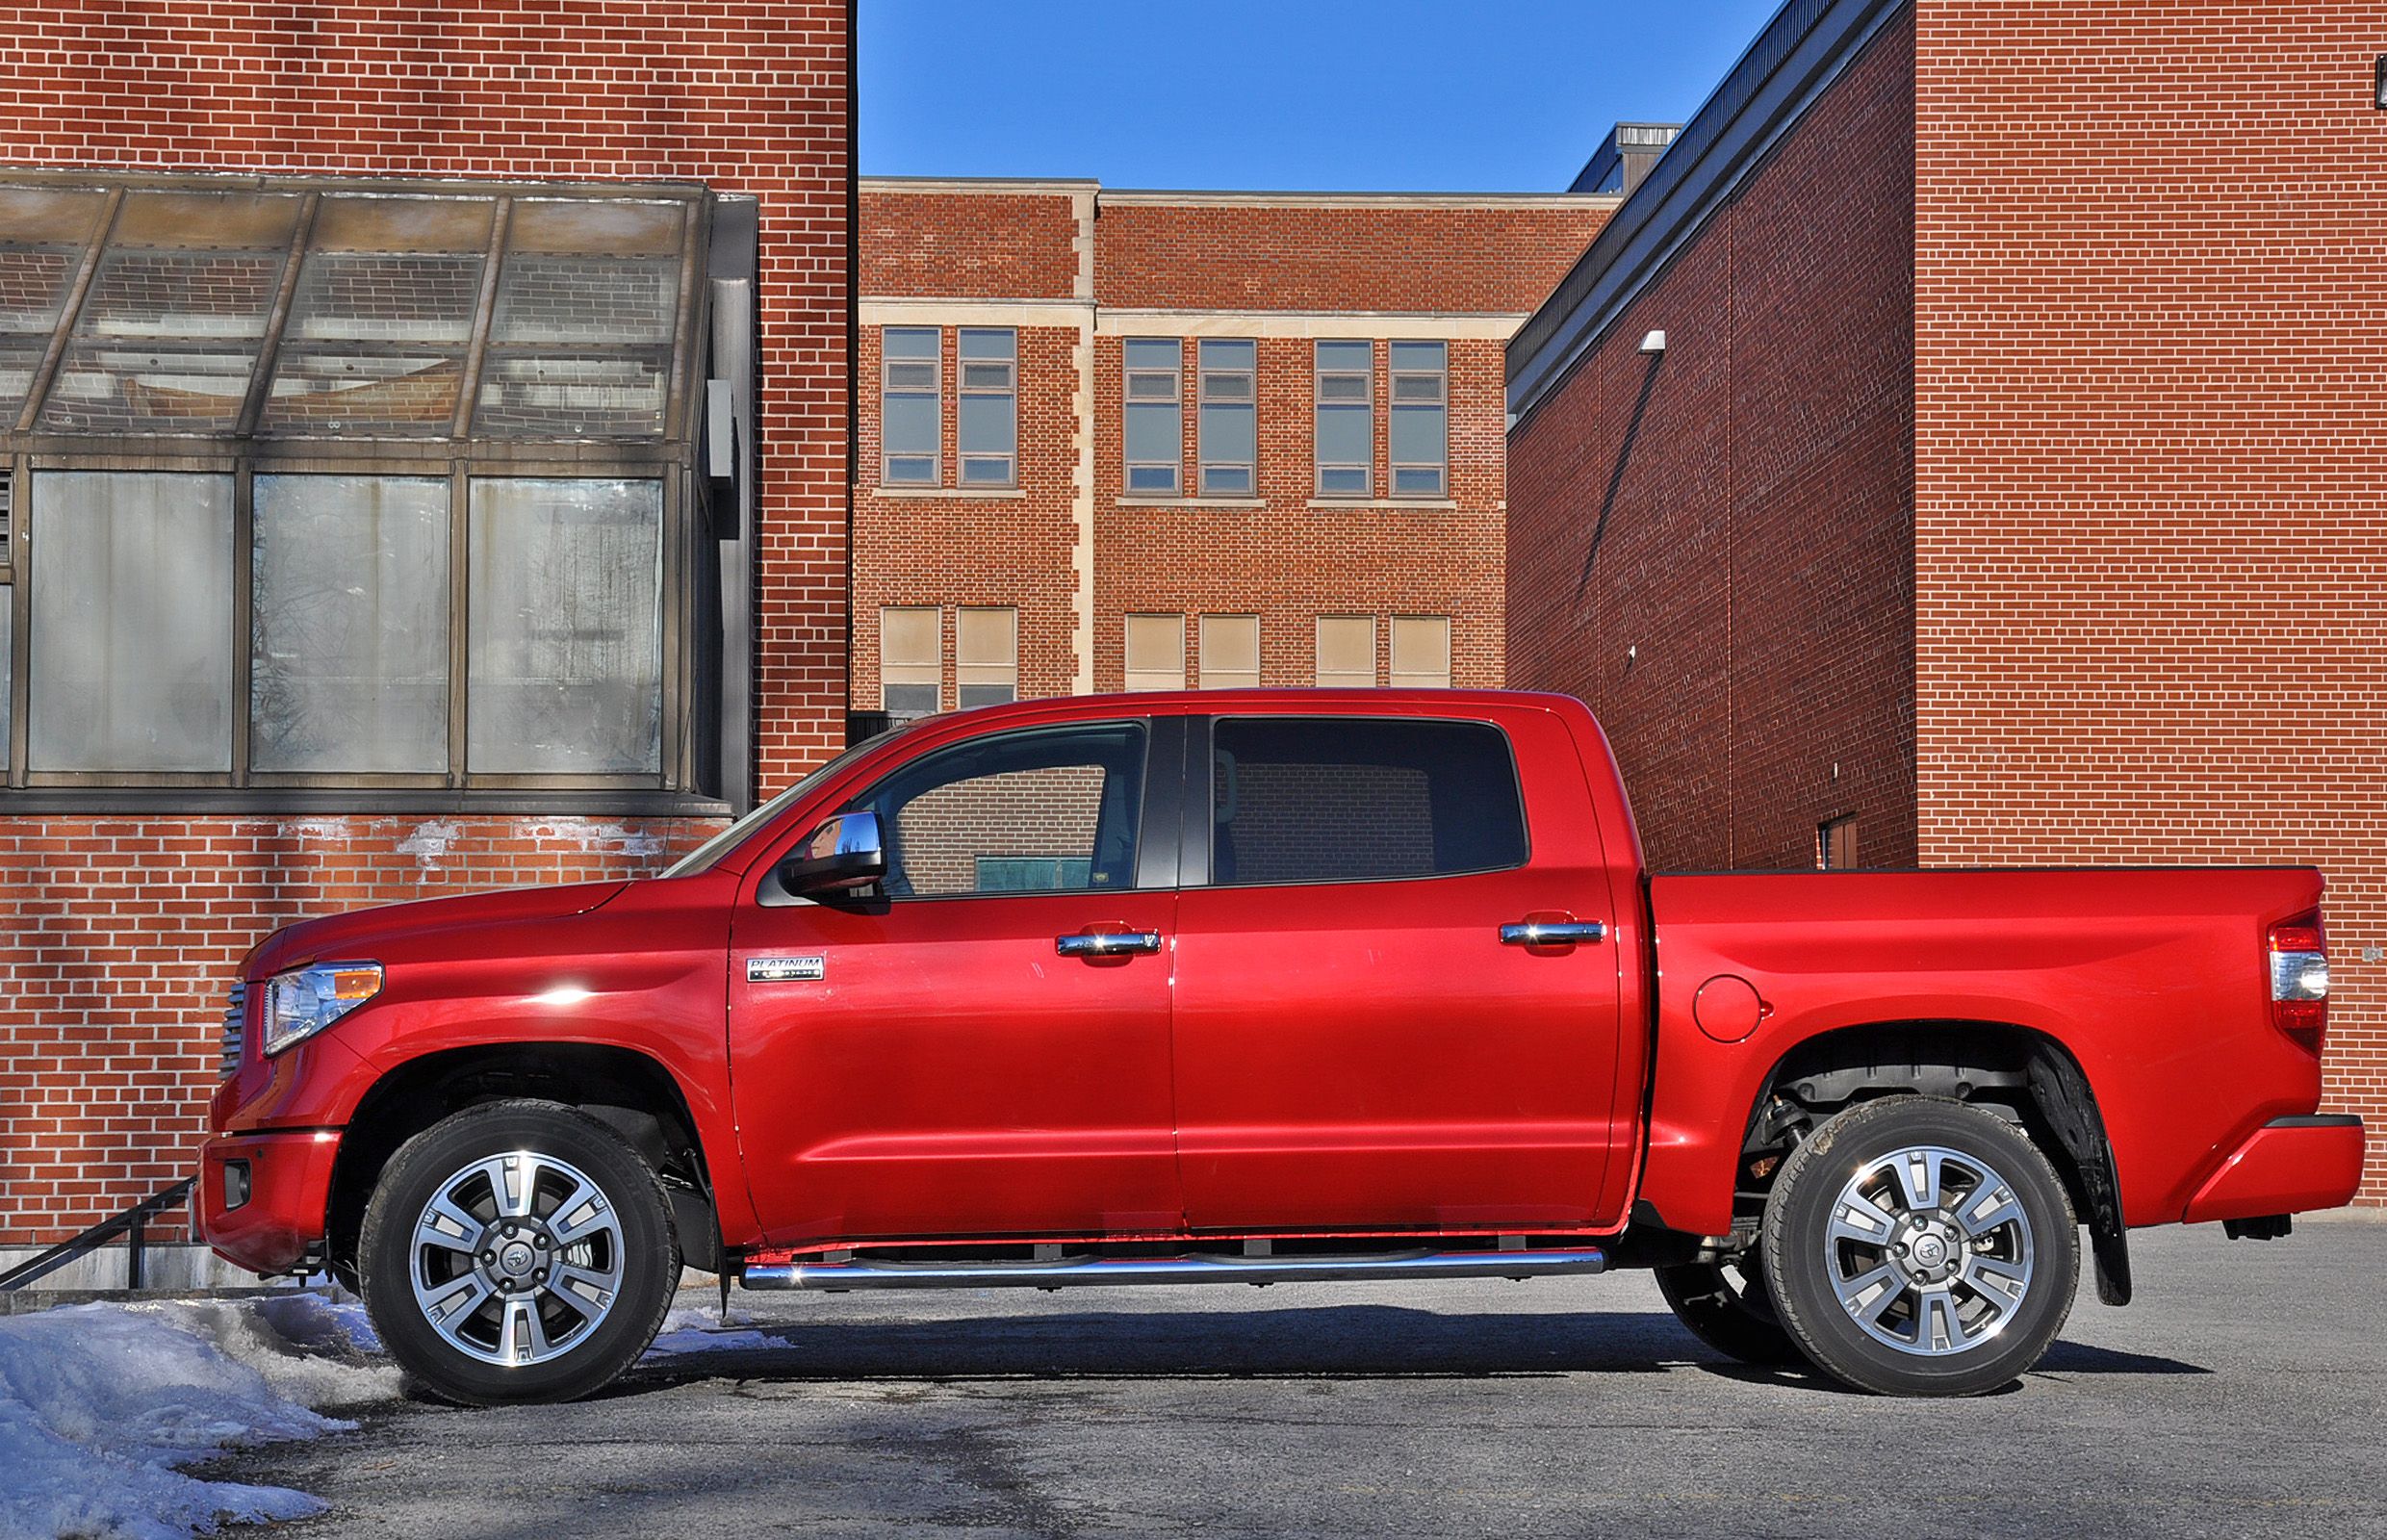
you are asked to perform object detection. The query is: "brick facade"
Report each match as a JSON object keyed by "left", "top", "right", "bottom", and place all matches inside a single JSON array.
[
  {"left": 0, "top": 0, "right": 852, "bottom": 1247},
  {"left": 1508, "top": 0, "right": 2384, "bottom": 1201},
  {"left": 1912, "top": 0, "right": 2387, "bottom": 1201},
  {"left": 854, "top": 182, "right": 1611, "bottom": 716},
  {"left": 1505, "top": 11, "right": 1917, "bottom": 873}
]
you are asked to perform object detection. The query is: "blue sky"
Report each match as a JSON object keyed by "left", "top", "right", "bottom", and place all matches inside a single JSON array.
[{"left": 859, "top": 1, "right": 1786, "bottom": 192}]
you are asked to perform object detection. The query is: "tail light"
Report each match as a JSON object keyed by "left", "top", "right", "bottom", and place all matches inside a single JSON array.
[{"left": 2268, "top": 910, "right": 2328, "bottom": 1054}]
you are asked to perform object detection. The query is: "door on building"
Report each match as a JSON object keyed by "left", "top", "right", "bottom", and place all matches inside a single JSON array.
[
  {"left": 1168, "top": 709, "right": 1626, "bottom": 1233},
  {"left": 729, "top": 717, "right": 1183, "bottom": 1244}
]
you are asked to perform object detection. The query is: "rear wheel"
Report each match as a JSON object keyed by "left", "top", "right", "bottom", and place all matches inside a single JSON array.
[
  {"left": 359, "top": 1099, "right": 679, "bottom": 1405},
  {"left": 1761, "top": 1096, "right": 2078, "bottom": 1397},
  {"left": 1654, "top": 1256, "right": 1803, "bottom": 1366}
]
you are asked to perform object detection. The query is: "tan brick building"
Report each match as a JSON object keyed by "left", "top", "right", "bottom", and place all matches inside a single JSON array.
[
  {"left": 1505, "top": 0, "right": 2387, "bottom": 1201},
  {"left": 852, "top": 180, "right": 1611, "bottom": 720}
]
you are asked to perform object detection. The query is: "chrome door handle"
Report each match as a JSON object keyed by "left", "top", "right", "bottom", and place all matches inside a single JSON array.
[
  {"left": 1500, "top": 920, "right": 1607, "bottom": 946},
  {"left": 1056, "top": 932, "right": 1164, "bottom": 958}
]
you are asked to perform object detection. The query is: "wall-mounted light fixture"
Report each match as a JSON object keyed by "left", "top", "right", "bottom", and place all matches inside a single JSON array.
[
  {"left": 2374, "top": 54, "right": 2387, "bottom": 109},
  {"left": 1639, "top": 329, "right": 1667, "bottom": 355}
]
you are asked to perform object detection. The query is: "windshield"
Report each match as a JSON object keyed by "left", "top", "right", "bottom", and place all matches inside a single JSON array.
[{"left": 662, "top": 728, "right": 911, "bottom": 878}]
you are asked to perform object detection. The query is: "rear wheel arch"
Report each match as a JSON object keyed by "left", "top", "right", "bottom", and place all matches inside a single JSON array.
[
  {"left": 328, "top": 1042, "right": 722, "bottom": 1287},
  {"left": 1736, "top": 1020, "right": 2130, "bottom": 1305}
]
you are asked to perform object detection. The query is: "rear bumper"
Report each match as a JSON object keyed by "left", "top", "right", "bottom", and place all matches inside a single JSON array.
[
  {"left": 196, "top": 1129, "right": 342, "bottom": 1276},
  {"left": 2182, "top": 1115, "right": 2367, "bottom": 1224}
]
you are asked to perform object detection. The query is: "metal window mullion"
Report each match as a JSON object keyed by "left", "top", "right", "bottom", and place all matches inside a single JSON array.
[
  {"left": 660, "top": 470, "right": 684, "bottom": 792},
  {"left": 13, "top": 187, "right": 123, "bottom": 435},
  {"left": 236, "top": 191, "right": 320, "bottom": 437},
  {"left": 8, "top": 452, "right": 27, "bottom": 787},
  {"left": 659, "top": 200, "right": 703, "bottom": 453},
  {"left": 448, "top": 462, "right": 470, "bottom": 786},
  {"left": 230, "top": 466, "right": 253, "bottom": 784},
  {"left": 450, "top": 197, "right": 513, "bottom": 440}
]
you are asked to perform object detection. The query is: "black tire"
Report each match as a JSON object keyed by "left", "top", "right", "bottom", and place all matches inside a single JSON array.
[
  {"left": 1655, "top": 1256, "right": 1805, "bottom": 1367},
  {"left": 359, "top": 1099, "right": 679, "bottom": 1406},
  {"left": 1761, "top": 1096, "right": 2079, "bottom": 1397}
]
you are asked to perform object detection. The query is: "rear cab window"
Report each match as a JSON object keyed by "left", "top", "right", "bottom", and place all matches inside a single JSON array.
[{"left": 1209, "top": 716, "right": 1527, "bottom": 886}]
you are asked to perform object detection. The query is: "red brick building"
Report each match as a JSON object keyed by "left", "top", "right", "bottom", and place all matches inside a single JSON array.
[
  {"left": 1505, "top": 0, "right": 2386, "bottom": 1200},
  {"left": 0, "top": 1, "right": 852, "bottom": 1273},
  {"left": 852, "top": 180, "right": 1611, "bottom": 718}
]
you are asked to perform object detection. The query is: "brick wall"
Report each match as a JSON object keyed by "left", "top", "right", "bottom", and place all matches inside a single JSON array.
[
  {"left": 1506, "top": 11, "right": 1918, "bottom": 873},
  {"left": 1912, "top": 0, "right": 2387, "bottom": 1197},
  {"left": 0, "top": 0, "right": 851, "bottom": 1244},
  {"left": 1096, "top": 200, "right": 1615, "bottom": 313},
  {"left": 860, "top": 185, "right": 1084, "bottom": 300}
]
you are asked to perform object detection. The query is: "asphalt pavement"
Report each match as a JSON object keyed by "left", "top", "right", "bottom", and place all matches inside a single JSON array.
[{"left": 214, "top": 1219, "right": 2387, "bottom": 1539}]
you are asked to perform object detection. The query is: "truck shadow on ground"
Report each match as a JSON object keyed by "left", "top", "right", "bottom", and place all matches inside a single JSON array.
[{"left": 605, "top": 1304, "right": 2206, "bottom": 1399}]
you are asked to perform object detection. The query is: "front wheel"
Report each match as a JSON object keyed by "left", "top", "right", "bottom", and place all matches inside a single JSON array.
[
  {"left": 1761, "top": 1096, "right": 2079, "bottom": 1397},
  {"left": 358, "top": 1099, "right": 680, "bottom": 1405}
]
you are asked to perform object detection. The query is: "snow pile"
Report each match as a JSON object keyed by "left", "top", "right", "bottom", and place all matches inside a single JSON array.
[
  {"left": 644, "top": 1297, "right": 777, "bottom": 1357},
  {"left": 0, "top": 1294, "right": 395, "bottom": 1540}
]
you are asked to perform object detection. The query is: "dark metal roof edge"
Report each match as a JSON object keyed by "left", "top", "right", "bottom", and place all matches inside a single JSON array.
[{"left": 1506, "top": 0, "right": 1908, "bottom": 427}]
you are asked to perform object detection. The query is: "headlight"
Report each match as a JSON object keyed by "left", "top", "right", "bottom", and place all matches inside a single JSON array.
[{"left": 261, "top": 962, "right": 383, "bottom": 1056}]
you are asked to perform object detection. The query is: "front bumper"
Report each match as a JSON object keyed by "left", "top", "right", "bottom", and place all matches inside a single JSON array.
[
  {"left": 2182, "top": 1115, "right": 2367, "bottom": 1224},
  {"left": 197, "top": 1129, "right": 342, "bottom": 1276}
]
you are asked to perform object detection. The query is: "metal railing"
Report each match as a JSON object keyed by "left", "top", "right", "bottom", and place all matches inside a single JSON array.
[{"left": 0, "top": 1178, "right": 196, "bottom": 1292}]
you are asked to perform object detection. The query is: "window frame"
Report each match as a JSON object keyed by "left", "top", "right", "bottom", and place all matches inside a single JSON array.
[
  {"left": 1196, "top": 338, "right": 1256, "bottom": 498},
  {"left": 1387, "top": 340, "right": 1448, "bottom": 500},
  {"left": 1313, "top": 613, "right": 1378, "bottom": 689},
  {"left": 1389, "top": 615, "right": 1452, "bottom": 689},
  {"left": 955, "top": 326, "right": 1014, "bottom": 488},
  {"left": 1312, "top": 339, "right": 1374, "bottom": 500},
  {"left": 0, "top": 171, "right": 720, "bottom": 807},
  {"left": 880, "top": 325, "right": 942, "bottom": 487},
  {"left": 1123, "top": 611, "right": 1187, "bottom": 692},
  {"left": 1192, "top": 712, "right": 1532, "bottom": 890},
  {"left": 1122, "top": 337, "right": 1183, "bottom": 497},
  {"left": 955, "top": 603, "right": 1018, "bottom": 708}
]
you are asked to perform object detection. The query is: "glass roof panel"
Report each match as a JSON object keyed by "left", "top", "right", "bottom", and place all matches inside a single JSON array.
[{"left": 0, "top": 176, "right": 702, "bottom": 444}]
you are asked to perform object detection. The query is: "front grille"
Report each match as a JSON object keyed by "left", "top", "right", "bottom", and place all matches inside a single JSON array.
[{"left": 219, "top": 982, "right": 247, "bottom": 1079}]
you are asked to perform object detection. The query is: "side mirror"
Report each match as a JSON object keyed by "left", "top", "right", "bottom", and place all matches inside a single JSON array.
[{"left": 776, "top": 809, "right": 886, "bottom": 895}]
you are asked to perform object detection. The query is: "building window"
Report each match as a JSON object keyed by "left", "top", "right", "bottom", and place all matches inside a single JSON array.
[
  {"left": 1123, "top": 338, "right": 1182, "bottom": 496},
  {"left": 1314, "top": 339, "right": 1373, "bottom": 498},
  {"left": 1819, "top": 814, "right": 1860, "bottom": 871},
  {"left": 1124, "top": 612, "right": 1186, "bottom": 691},
  {"left": 252, "top": 475, "right": 450, "bottom": 775},
  {"left": 0, "top": 174, "right": 729, "bottom": 799},
  {"left": 1389, "top": 616, "right": 1451, "bottom": 688},
  {"left": 957, "top": 605, "right": 1018, "bottom": 707},
  {"left": 1389, "top": 341, "right": 1448, "bottom": 498},
  {"left": 882, "top": 326, "right": 940, "bottom": 485},
  {"left": 881, "top": 606, "right": 941, "bottom": 719},
  {"left": 467, "top": 478, "right": 663, "bottom": 775},
  {"left": 27, "top": 471, "right": 236, "bottom": 773},
  {"left": 1199, "top": 614, "right": 1261, "bottom": 689},
  {"left": 957, "top": 328, "right": 1016, "bottom": 487},
  {"left": 1315, "top": 614, "right": 1377, "bottom": 688},
  {"left": 1197, "top": 339, "right": 1256, "bottom": 497}
]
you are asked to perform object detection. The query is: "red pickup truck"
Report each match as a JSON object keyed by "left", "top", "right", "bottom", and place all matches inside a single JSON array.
[{"left": 198, "top": 690, "right": 2367, "bottom": 1403}]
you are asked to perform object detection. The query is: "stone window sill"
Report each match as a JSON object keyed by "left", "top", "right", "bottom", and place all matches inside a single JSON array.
[{"left": 871, "top": 486, "right": 1027, "bottom": 500}]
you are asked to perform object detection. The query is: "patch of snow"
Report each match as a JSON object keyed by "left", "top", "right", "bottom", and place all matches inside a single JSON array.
[
  {"left": 0, "top": 1294, "right": 395, "bottom": 1540},
  {"left": 644, "top": 1299, "right": 776, "bottom": 1357}
]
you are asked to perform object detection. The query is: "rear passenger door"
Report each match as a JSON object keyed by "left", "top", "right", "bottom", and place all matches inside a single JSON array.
[{"left": 1168, "top": 709, "right": 1624, "bottom": 1233}]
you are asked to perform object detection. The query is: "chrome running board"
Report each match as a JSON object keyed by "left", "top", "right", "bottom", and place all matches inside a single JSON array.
[{"left": 742, "top": 1245, "right": 1606, "bottom": 1291}]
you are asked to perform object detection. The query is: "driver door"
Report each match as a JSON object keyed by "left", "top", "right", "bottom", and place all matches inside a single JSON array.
[{"left": 729, "top": 717, "right": 1184, "bottom": 1245}]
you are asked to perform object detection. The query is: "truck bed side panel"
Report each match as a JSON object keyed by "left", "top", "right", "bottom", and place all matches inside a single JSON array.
[{"left": 1637, "top": 866, "right": 2326, "bottom": 1236}]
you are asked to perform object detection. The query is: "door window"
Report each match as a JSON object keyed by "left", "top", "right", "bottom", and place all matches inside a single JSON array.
[
  {"left": 847, "top": 722, "right": 1147, "bottom": 898},
  {"left": 1210, "top": 717, "right": 1527, "bottom": 886}
]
